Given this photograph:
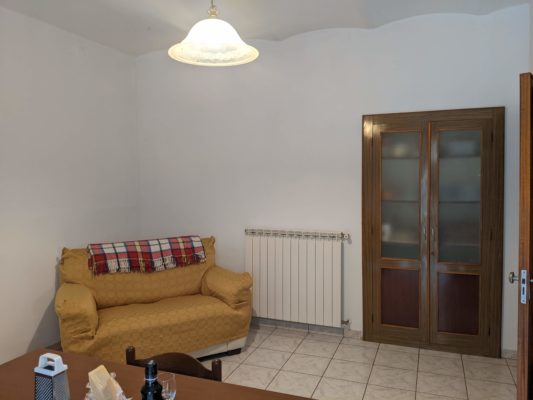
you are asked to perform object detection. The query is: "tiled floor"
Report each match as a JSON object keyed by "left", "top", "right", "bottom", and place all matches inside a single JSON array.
[{"left": 203, "top": 325, "right": 517, "bottom": 400}]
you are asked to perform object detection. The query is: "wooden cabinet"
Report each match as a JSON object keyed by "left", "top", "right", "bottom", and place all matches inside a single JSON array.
[{"left": 362, "top": 108, "right": 504, "bottom": 357}]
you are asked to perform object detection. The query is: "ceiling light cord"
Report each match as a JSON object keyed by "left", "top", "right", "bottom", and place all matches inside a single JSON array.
[{"left": 208, "top": 0, "right": 218, "bottom": 17}]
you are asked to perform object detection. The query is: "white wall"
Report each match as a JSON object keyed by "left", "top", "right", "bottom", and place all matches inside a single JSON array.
[
  {"left": 137, "top": 6, "right": 529, "bottom": 352},
  {"left": 530, "top": 0, "right": 533, "bottom": 69},
  {"left": 0, "top": 7, "right": 139, "bottom": 362}
]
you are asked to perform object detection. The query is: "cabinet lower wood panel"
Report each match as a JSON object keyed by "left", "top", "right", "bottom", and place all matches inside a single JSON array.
[{"left": 362, "top": 107, "right": 504, "bottom": 357}]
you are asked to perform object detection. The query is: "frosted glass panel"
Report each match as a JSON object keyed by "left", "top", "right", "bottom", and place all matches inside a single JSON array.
[
  {"left": 382, "top": 159, "right": 418, "bottom": 201},
  {"left": 382, "top": 202, "right": 420, "bottom": 259},
  {"left": 440, "top": 131, "right": 481, "bottom": 158},
  {"left": 382, "top": 133, "right": 419, "bottom": 158},
  {"left": 439, "top": 158, "right": 480, "bottom": 202},
  {"left": 381, "top": 132, "right": 420, "bottom": 260},
  {"left": 438, "top": 131, "right": 481, "bottom": 264}
]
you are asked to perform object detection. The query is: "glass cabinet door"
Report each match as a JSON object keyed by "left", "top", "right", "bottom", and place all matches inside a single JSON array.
[
  {"left": 381, "top": 132, "right": 420, "bottom": 260},
  {"left": 376, "top": 128, "right": 426, "bottom": 336},
  {"left": 430, "top": 122, "right": 486, "bottom": 341}
]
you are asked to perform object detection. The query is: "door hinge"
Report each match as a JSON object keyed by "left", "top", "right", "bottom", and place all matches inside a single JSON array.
[{"left": 371, "top": 313, "right": 374, "bottom": 323}]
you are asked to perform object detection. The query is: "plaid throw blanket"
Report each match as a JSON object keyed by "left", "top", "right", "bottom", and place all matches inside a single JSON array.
[{"left": 87, "top": 236, "right": 206, "bottom": 275}]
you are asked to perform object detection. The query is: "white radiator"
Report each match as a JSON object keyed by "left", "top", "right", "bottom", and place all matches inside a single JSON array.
[{"left": 245, "top": 229, "right": 348, "bottom": 328}]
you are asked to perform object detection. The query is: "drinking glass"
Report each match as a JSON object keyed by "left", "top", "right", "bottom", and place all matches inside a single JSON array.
[{"left": 159, "top": 372, "right": 176, "bottom": 400}]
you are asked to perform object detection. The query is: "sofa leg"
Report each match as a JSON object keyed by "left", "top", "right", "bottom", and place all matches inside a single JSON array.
[{"left": 226, "top": 348, "right": 241, "bottom": 356}]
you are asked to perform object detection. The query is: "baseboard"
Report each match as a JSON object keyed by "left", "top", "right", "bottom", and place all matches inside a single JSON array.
[
  {"left": 251, "top": 316, "right": 361, "bottom": 338},
  {"left": 502, "top": 349, "right": 517, "bottom": 359}
]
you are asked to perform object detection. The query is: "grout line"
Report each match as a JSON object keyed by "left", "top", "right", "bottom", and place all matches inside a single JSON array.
[
  {"left": 465, "top": 377, "right": 517, "bottom": 386},
  {"left": 265, "top": 332, "right": 309, "bottom": 392},
  {"left": 310, "top": 335, "right": 343, "bottom": 399},
  {"left": 460, "top": 355, "right": 469, "bottom": 400},
  {"left": 361, "top": 343, "right": 378, "bottom": 400},
  {"left": 228, "top": 332, "right": 517, "bottom": 397},
  {"left": 414, "top": 345, "right": 420, "bottom": 398}
]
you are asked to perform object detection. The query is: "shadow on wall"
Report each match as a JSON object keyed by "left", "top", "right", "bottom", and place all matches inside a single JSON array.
[{"left": 26, "top": 257, "right": 61, "bottom": 351}]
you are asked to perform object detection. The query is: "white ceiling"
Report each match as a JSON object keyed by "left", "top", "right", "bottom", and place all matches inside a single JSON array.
[{"left": 0, "top": 0, "right": 527, "bottom": 55}]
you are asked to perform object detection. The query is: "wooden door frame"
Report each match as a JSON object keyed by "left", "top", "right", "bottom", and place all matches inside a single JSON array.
[{"left": 518, "top": 72, "right": 533, "bottom": 400}]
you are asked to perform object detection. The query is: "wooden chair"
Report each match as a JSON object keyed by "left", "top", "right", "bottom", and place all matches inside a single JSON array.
[{"left": 125, "top": 346, "right": 222, "bottom": 381}]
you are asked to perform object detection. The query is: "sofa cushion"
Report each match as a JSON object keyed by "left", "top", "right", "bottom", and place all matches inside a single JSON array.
[
  {"left": 60, "top": 237, "right": 216, "bottom": 309},
  {"left": 90, "top": 295, "right": 249, "bottom": 362}
]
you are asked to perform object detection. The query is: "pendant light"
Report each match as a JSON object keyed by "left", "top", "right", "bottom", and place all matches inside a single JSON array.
[{"left": 168, "top": 0, "right": 259, "bottom": 67}]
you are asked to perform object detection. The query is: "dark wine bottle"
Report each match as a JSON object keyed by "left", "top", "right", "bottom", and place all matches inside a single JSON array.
[{"left": 141, "top": 360, "right": 164, "bottom": 400}]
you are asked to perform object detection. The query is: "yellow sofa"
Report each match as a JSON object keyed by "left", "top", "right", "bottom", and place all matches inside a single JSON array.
[{"left": 55, "top": 237, "right": 252, "bottom": 363}]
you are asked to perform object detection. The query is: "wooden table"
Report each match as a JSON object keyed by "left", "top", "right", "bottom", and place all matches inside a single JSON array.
[{"left": 0, "top": 349, "right": 307, "bottom": 400}]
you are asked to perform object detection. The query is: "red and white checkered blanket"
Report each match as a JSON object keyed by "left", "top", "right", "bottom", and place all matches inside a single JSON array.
[{"left": 87, "top": 236, "right": 206, "bottom": 275}]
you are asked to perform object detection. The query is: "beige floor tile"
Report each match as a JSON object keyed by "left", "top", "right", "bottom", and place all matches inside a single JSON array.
[
  {"left": 221, "top": 361, "right": 240, "bottom": 381},
  {"left": 379, "top": 344, "right": 419, "bottom": 354},
  {"left": 344, "top": 330, "right": 362, "bottom": 339},
  {"left": 416, "top": 372, "right": 467, "bottom": 399},
  {"left": 307, "top": 333, "right": 343, "bottom": 344},
  {"left": 246, "top": 331, "right": 271, "bottom": 347},
  {"left": 243, "top": 348, "right": 292, "bottom": 369},
  {"left": 342, "top": 338, "right": 380, "bottom": 349},
  {"left": 374, "top": 350, "right": 418, "bottom": 371},
  {"left": 509, "top": 365, "right": 517, "bottom": 384},
  {"left": 334, "top": 344, "right": 378, "bottom": 364},
  {"left": 363, "top": 385, "right": 415, "bottom": 400},
  {"left": 415, "top": 394, "right": 458, "bottom": 400},
  {"left": 225, "top": 364, "right": 278, "bottom": 389},
  {"left": 419, "top": 349, "right": 461, "bottom": 359},
  {"left": 324, "top": 359, "right": 372, "bottom": 383},
  {"left": 418, "top": 355, "right": 464, "bottom": 377},
  {"left": 312, "top": 377, "right": 366, "bottom": 400},
  {"left": 463, "top": 360, "right": 514, "bottom": 384},
  {"left": 220, "top": 345, "right": 256, "bottom": 363},
  {"left": 201, "top": 360, "right": 240, "bottom": 381},
  {"left": 506, "top": 358, "right": 517, "bottom": 367},
  {"left": 268, "top": 371, "right": 321, "bottom": 398},
  {"left": 369, "top": 365, "right": 417, "bottom": 391},
  {"left": 466, "top": 378, "right": 517, "bottom": 400},
  {"left": 272, "top": 327, "right": 309, "bottom": 338},
  {"left": 461, "top": 354, "right": 507, "bottom": 365},
  {"left": 297, "top": 339, "right": 340, "bottom": 358},
  {"left": 283, "top": 354, "right": 331, "bottom": 376},
  {"left": 260, "top": 334, "right": 304, "bottom": 352}
]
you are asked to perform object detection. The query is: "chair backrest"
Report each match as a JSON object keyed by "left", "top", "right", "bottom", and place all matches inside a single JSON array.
[{"left": 125, "top": 346, "right": 222, "bottom": 382}]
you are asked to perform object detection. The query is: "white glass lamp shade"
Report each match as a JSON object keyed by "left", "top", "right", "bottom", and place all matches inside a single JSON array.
[{"left": 168, "top": 18, "right": 259, "bottom": 67}]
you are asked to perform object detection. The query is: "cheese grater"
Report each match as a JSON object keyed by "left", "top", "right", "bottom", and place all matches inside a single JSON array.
[{"left": 34, "top": 353, "right": 71, "bottom": 400}]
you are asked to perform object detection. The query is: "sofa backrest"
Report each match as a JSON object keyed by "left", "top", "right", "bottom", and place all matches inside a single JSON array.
[{"left": 60, "top": 237, "right": 216, "bottom": 309}]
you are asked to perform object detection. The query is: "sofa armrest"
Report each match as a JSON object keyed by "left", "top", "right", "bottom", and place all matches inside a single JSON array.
[
  {"left": 201, "top": 266, "right": 252, "bottom": 310},
  {"left": 55, "top": 283, "right": 98, "bottom": 342}
]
